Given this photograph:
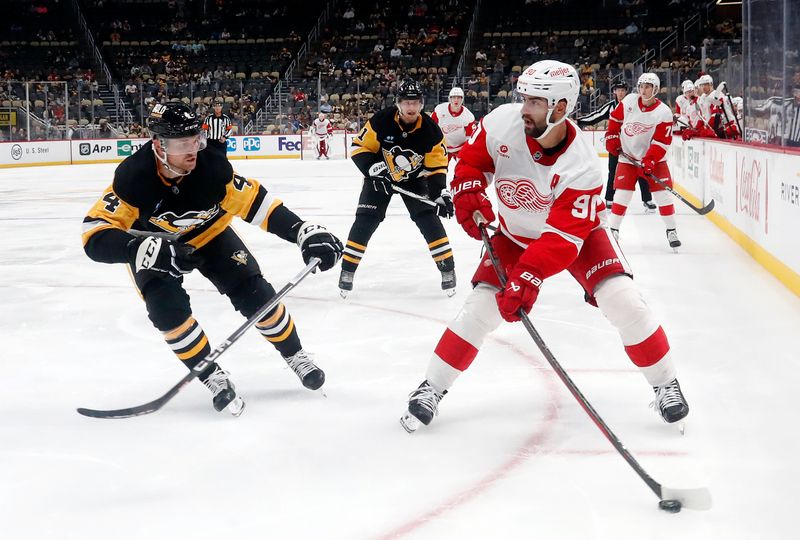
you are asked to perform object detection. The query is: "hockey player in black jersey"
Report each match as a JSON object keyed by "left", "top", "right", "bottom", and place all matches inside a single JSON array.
[
  {"left": 339, "top": 79, "right": 456, "bottom": 297},
  {"left": 81, "top": 102, "right": 343, "bottom": 416}
]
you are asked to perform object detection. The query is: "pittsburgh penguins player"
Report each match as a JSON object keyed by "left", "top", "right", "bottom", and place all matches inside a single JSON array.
[
  {"left": 339, "top": 79, "right": 455, "bottom": 297},
  {"left": 81, "top": 103, "right": 343, "bottom": 416}
]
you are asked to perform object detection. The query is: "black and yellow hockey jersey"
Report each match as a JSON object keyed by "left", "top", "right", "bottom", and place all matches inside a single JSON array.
[
  {"left": 82, "top": 142, "right": 300, "bottom": 264},
  {"left": 351, "top": 106, "right": 448, "bottom": 194}
]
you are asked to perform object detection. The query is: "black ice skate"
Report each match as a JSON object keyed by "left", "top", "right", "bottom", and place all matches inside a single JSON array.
[
  {"left": 643, "top": 200, "right": 657, "bottom": 214},
  {"left": 440, "top": 270, "right": 456, "bottom": 297},
  {"left": 338, "top": 270, "right": 354, "bottom": 298},
  {"left": 400, "top": 380, "right": 447, "bottom": 433},
  {"left": 203, "top": 366, "right": 245, "bottom": 417},
  {"left": 666, "top": 228, "right": 681, "bottom": 250},
  {"left": 284, "top": 349, "right": 325, "bottom": 391},
  {"left": 652, "top": 378, "right": 689, "bottom": 425}
]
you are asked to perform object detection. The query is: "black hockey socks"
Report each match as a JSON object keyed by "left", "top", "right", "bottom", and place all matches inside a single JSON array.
[
  {"left": 255, "top": 303, "right": 302, "bottom": 357},
  {"left": 428, "top": 236, "right": 454, "bottom": 271},
  {"left": 163, "top": 317, "right": 215, "bottom": 381},
  {"left": 342, "top": 239, "right": 366, "bottom": 272}
]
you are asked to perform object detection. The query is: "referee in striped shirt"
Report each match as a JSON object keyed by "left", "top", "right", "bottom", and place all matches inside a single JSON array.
[
  {"left": 785, "top": 87, "right": 800, "bottom": 147},
  {"left": 577, "top": 81, "right": 655, "bottom": 211},
  {"left": 203, "top": 99, "right": 235, "bottom": 153}
]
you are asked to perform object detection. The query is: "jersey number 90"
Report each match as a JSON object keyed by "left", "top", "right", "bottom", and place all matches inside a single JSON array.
[{"left": 571, "top": 194, "right": 603, "bottom": 221}]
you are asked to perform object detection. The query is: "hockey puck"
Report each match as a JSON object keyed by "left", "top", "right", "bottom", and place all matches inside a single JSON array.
[{"left": 659, "top": 499, "right": 682, "bottom": 513}]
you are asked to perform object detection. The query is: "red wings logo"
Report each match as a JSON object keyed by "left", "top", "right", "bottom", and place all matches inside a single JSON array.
[
  {"left": 624, "top": 121, "right": 655, "bottom": 136},
  {"left": 495, "top": 178, "right": 553, "bottom": 212}
]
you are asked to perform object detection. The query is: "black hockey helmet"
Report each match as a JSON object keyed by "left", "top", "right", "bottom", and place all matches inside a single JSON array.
[
  {"left": 611, "top": 80, "right": 629, "bottom": 91},
  {"left": 397, "top": 79, "right": 424, "bottom": 102},
  {"left": 147, "top": 102, "right": 201, "bottom": 138}
]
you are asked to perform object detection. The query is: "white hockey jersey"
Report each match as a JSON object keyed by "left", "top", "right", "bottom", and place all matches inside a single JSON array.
[
  {"left": 312, "top": 118, "right": 333, "bottom": 137},
  {"left": 608, "top": 93, "right": 673, "bottom": 165},
  {"left": 675, "top": 94, "right": 693, "bottom": 128},
  {"left": 453, "top": 104, "right": 605, "bottom": 277},
  {"left": 431, "top": 103, "right": 475, "bottom": 153}
]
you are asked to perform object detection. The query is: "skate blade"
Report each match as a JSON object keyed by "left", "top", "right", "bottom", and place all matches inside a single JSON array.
[
  {"left": 339, "top": 289, "right": 349, "bottom": 299},
  {"left": 400, "top": 411, "right": 421, "bottom": 433},
  {"left": 674, "top": 420, "right": 686, "bottom": 435},
  {"left": 444, "top": 288, "right": 456, "bottom": 297},
  {"left": 225, "top": 398, "right": 246, "bottom": 417}
]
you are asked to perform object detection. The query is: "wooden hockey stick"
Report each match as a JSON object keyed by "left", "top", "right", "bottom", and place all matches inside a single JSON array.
[{"left": 476, "top": 218, "right": 711, "bottom": 511}]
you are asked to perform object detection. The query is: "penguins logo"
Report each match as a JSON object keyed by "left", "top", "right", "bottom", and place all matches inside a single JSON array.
[
  {"left": 381, "top": 146, "right": 424, "bottom": 182},
  {"left": 231, "top": 250, "right": 248, "bottom": 266},
  {"left": 149, "top": 205, "right": 220, "bottom": 234}
]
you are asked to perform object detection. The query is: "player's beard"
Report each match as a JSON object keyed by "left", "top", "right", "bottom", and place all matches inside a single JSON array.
[{"left": 523, "top": 115, "right": 547, "bottom": 138}]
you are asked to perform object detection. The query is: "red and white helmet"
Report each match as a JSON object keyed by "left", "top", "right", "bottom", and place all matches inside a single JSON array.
[
  {"left": 681, "top": 80, "right": 695, "bottom": 94},
  {"left": 449, "top": 86, "right": 464, "bottom": 98},
  {"left": 637, "top": 72, "right": 660, "bottom": 96},
  {"left": 516, "top": 60, "right": 580, "bottom": 138}
]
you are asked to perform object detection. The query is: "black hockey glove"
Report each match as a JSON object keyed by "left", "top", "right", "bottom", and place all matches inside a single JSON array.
[
  {"left": 130, "top": 235, "right": 198, "bottom": 279},
  {"left": 296, "top": 222, "right": 343, "bottom": 272},
  {"left": 434, "top": 189, "right": 454, "bottom": 219},
  {"left": 367, "top": 161, "right": 393, "bottom": 195}
]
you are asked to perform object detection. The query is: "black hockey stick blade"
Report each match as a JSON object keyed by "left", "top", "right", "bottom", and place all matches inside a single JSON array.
[{"left": 77, "top": 258, "right": 321, "bottom": 419}]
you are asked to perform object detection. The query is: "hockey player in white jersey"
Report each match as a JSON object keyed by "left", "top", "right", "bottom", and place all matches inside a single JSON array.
[
  {"left": 605, "top": 72, "right": 681, "bottom": 249},
  {"left": 311, "top": 112, "right": 333, "bottom": 159},
  {"left": 400, "top": 60, "right": 689, "bottom": 433},
  {"left": 431, "top": 86, "right": 476, "bottom": 161},
  {"left": 674, "top": 80, "right": 697, "bottom": 133}
]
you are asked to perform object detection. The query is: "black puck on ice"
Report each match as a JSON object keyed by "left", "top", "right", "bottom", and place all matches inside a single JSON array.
[{"left": 659, "top": 499, "right": 682, "bottom": 513}]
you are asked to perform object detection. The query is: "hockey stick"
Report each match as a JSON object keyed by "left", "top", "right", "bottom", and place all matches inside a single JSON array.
[
  {"left": 476, "top": 219, "right": 711, "bottom": 511},
  {"left": 619, "top": 151, "right": 714, "bottom": 215},
  {"left": 391, "top": 183, "right": 439, "bottom": 207},
  {"left": 721, "top": 83, "right": 743, "bottom": 138},
  {"left": 77, "top": 257, "right": 321, "bottom": 419}
]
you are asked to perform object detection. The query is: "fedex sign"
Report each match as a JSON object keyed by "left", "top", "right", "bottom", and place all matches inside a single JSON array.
[{"left": 278, "top": 136, "right": 301, "bottom": 152}]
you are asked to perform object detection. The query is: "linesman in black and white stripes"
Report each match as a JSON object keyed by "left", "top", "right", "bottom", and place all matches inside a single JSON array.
[
  {"left": 577, "top": 81, "right": 655, "bottom": 212},
  {"left": 785, "top": 87, "right": 800, "bottom": 147},
  {"left": 203, "top": 99, "right": 235, "bottom": 152}
]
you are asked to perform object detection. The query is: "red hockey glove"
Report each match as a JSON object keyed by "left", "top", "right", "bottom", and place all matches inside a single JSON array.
[
  {"left": 641, "top": 157, "right": 656, "bottom": 176},
  {"left": 724, "top": 121, "right": 740, "bottom": 139},
  {"left": 452, "top": 178, "right": 495, "bottom": 240},
  {"left": 605, "top": 133, "right": 621, "bottom": 156},
  {"left": 496, "top": 266, "right": 543, "bottom": 322},
  {"left": 681, "top": 128, "right": 695, "bottom": 141}
]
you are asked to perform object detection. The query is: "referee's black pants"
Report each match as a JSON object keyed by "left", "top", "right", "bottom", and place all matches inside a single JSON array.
[{"left": 206, "top": 139, "right": 228, "bottom": 154}]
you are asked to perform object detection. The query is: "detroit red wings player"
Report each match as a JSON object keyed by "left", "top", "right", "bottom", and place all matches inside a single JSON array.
[
  {"left": 400, "top": 60, "right": 690, "bottom": 432},
  {"left": 431, "top": 87, "right": 475, "bottom": 162},
  {"left": 605, "top": 72, "right": 682, "bottom": 249},
  {"left": 311, "top": 112, "right": 333, "bottom": 159}
]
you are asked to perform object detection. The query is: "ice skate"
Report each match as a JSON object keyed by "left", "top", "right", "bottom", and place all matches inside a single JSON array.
[
  {"left": 203, "top": 366, "right": 245, "bottom": 417},
  {"left": 610, "top": 228, "right": 620, "bottom": 242},
  {"left": 400, "top": 380, "right": 446, "bottom": 433},
  {"left": 652, "top": 378, "right": 689, "bottom": 433},
  {"left": 666, "top": 228, "right": 681, "bottom": 251},
  {"left": 643, "top": 200, "right": 657, "bottom": 214},
  {"left": 338, "top": 270, "right": 354, "bottom": 298},
  {"left": 284, "top": 349, "right": 326, "bottom": 391},
  {"left": 440, "top": 269, "right": 456, "bottom": 297}
]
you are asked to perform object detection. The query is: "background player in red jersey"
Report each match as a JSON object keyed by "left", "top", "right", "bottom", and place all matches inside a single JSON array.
[
  {"left": 400, "top": 61, "right": 690, "bottom": 432},
  {"left": 605, "top": 72, "right": 682, "bottom": 249}
]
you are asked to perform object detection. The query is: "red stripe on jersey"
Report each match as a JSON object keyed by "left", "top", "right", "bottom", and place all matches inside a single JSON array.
[
  {"left": 434, "top": 328, "right": 479, "bottom": 371},
  {"left": 624, "top": 326, "right": 670, "bottom": 367},
  {"left": 431, "top": 111, "right": 439, "bottom": 123},
  {"left": 609, "top": 101, "right": 625, "bottom": 124}
]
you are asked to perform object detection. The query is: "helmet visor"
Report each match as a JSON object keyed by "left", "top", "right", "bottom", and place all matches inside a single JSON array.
[{"left": 161, "top": 133, "right": 208, "bottom": 155}]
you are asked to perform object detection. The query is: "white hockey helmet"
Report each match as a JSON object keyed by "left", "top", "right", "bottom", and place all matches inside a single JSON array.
[
  {"left": 637, "top": 72, "right": 661, "bottom": 96},
  {"left": 732, "top": 96, "right": 743, "bottom": 109},
  {"left": 516, "top": 60, "right": 580, "bottom": 139},
  {"left": 681, "top": 80, "right": 695, "bottom": 93},
  {"left": 696, "top": 74, "right": 713, "bottom": 86},
  {"left": 449, "top": 86, "right": 464, "bottom": 98}
]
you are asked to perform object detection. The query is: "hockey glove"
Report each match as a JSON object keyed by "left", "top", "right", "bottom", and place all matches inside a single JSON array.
[
  {"left": 130, "top": 236, "right": 198, "bottom": 279},
  {"left": 434, "top": 189, "right": 454, "bottom": 219},
  {"left": 296, "top": 222, "right": 343, "bottom": 272},
  {"left": 452, "top": 178, "right": 495, "bottom": 240},
  {"left": 605, "top": 133, "right": 621, "bottom": 157},
  {"left": 641, "top": 157, "right": 656, "bottom": 176},
  {"left": 495, "top": 266, "right": 543, "bottom": 323},
  {"left": 367, "top": 161, "right": 393, "bottom": 195},
  {"left": 680, "top": 128, "right": 695, "bottom": 141}
]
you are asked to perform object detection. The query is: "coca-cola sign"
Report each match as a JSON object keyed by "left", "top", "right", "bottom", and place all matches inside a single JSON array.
[{"left": 736, "top": 153, "right": 768, "bottom": 231}]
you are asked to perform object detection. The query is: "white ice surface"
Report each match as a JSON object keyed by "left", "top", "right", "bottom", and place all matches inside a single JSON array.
[{"left": 1, "top": 158, "right": 798, "bottom": 539}]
